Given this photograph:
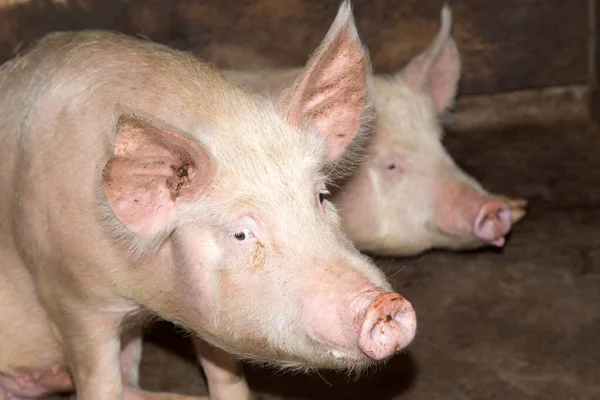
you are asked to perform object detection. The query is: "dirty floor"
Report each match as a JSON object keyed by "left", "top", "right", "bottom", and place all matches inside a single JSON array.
[{"left": 55, "top": 86, "right": 600, "bottom": 399}]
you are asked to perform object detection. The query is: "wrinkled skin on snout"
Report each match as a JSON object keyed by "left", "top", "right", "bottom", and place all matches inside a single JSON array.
[
  {"left": 226, "top": 6, "right": 527, "bottom": 258},
  {"left": 0, "top": 3, "right": 415, "bottom": 399}
]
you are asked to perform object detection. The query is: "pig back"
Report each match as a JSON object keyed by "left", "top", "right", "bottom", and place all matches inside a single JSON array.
[
  {"left": 0, "top": 30, "right": 248, "bottom": 283},
  {"left": 225, "top": 67, "right": 301, "bottom": 100}
]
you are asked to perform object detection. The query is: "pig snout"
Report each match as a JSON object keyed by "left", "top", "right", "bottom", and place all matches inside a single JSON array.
[
  {"left": 436, "top": 183, "right": 514, "bottom": 248},
  {"left": 473, "top": 198, "right": 512, "bottom": 247},
  {"left": 358, "top": 292, "right": 416, "bottom": 360}
]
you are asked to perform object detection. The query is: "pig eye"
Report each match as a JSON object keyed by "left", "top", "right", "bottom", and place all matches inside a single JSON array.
[
  {"left": 317, "top": 190, "right": 329, "bottom": 207},
  {"left": 234, "top": 228, "right": 253, "bottom": 241},
  {"left": 387, "top": 163, "right": 397, "bottom": 170}
]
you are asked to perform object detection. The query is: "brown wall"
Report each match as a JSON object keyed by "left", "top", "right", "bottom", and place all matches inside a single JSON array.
[{"left": 0, "top": 0, "right": 587, "bottom": 95}]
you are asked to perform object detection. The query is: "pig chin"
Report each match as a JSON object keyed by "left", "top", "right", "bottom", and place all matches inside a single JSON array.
[
  {"left": 237, "top": 338, "right": 384, "bottom": 374},
  {"left": 257, "top": 340, "right": 380, "bottom": 373},
  {"left": 198, "top": 328, "right": 378, "bottom": 373}
]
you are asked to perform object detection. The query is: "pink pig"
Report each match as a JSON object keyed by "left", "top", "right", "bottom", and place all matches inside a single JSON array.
[
  {"left": 0, "top": 3, "right": 415, "bottom": 400},
  {"left": 226, "top": 5, "right": 527, "bottom": 257}
]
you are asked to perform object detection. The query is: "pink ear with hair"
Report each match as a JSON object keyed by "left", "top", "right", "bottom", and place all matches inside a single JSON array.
[
  {"left": 399, "top": 5, "right": 461, "bottom": 114},
  {"left": 277, "top": 1, "right": 371, "bottom": 163},
  {"left": 102, "top": 114, "right": 212, "bottom": 237}
]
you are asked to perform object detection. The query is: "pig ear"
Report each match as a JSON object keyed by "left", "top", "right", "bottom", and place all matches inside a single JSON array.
[
  {"left": 398, "top": 4, "right": 461, "bottom": 114},
  {"left": 102, "top": 114, "right": 212, "bottom": 237},
  {"left": 277, "top": 0, "right": 371, "bottom": 163}
]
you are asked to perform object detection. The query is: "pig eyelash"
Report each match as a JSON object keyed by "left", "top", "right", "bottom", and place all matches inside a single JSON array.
[{"left": 233, "top": 228, "right": 254, "bottom": 241}]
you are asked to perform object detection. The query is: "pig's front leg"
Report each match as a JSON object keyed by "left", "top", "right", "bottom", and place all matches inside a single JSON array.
[
  {"left": 121, "top": 327, "right": 144, "bottom": 389},
  {"left": 123, "top": 387, "right": 208, "bottom": 399},
  {"left": 61, "top": 327, "right": 208, "bottom": 400},
  {"left": 54, "top": 309, "right": 125, "bottom": 400},
  {"left": 120, "top": 328, "right": 209, "bottom": 400},
  {"left": 193, "top": 337, "right": 253, "bottom": 400}
]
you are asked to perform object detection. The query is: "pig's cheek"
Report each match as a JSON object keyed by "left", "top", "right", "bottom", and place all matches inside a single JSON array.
[
  {"left": 178, "top": 238, "right": 223, "bottom": 317},
  {"left": 367, "top": 168, "right": 389, "bottom": 202},
  {"left": 210, "top": 239, "right": 266, "bottom": 292},
  {"left": 322, "top": 201, "right": 342, "bottom": 227},
  {"left": 204, "top": 245, "right": 272, "bottom": 334},
  {"left": 224, "top": 240, "right": 266, "bottom": 279}
]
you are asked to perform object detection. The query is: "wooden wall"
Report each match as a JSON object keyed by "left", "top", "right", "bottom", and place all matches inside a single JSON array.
[{"left": 0, "top": 0, "right": 587, "bottom": 95}]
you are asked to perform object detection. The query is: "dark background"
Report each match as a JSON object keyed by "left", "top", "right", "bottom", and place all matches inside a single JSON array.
[{"left": 0, "top": 0, "right": 587, "bottom": 95}]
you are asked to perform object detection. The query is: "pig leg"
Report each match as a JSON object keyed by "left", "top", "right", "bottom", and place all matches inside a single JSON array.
[
  {"left": 120, "top": 327, "right": 209, "bottom": 400},
  {"left": 61, "top": 331, "right": 207, "bottom": 400},
  {"left": 192, "top": 337, "right": 253, "bottom": 400},
  {"left": 121, "top": 327, "right": 144, "bottom": 389},
  {"left": 66, "top": 386, "right": 208, "bottom": 399},
  {"left": 61, "top": 317, "right": 123, "bottom": 399},
  {"left": 123, "top": 388, "right": 207, "bottom": 400},
  {"left": 35, "top": 290, "right": 126, "bottom": 400}
]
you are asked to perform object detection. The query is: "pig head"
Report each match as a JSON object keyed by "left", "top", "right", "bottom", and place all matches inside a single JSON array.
[
  {"left": 336, "top": 5, "right": 526, "bottom": 255},
  {"left": 226, "top": 5, "right": 527, "bottom": 257},
  {"left": 0, "top": 3, "right": 415, "bottom": 399}
]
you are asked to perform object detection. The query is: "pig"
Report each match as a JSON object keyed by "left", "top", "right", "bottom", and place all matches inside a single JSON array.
[
  {"left": 225, "top": 5, "right": 527, "bottom": 257},
  {"left": 0, "top": 2, "right": 416, "bottom": 400}
]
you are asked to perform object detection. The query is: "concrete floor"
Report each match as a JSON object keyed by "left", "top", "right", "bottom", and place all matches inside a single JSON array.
[{"left": 55, "top": 86, "right": 600, "bottom": 399}]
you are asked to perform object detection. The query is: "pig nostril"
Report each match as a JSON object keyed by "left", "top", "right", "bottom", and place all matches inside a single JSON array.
[
  {"left": 489, "top": 206, "right": 508, "bottom": 223},
  {"left": 483, "top": 212, "right": 496, "bottom": 223},
  {"left": 474, "top": 200, "right": 513, "bottom": 244},
  {"left": 498, "top": 207, "right": 511, "bottom": 223}
]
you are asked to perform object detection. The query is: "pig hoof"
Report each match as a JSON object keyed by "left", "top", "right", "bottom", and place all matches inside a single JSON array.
[{"left": 358, "top": 293, "right": 416, "bottom": 360}]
